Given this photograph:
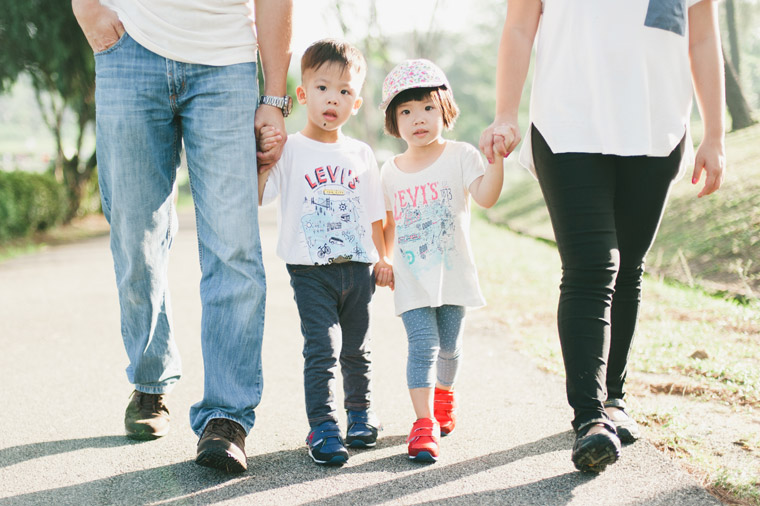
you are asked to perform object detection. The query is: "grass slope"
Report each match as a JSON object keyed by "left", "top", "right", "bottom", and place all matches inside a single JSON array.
[{"left": 485, "top": 123, "right": 760, "bottom": 300}]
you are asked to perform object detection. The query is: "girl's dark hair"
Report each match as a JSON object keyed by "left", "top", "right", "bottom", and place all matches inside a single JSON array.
[{"left": 384, "top": 86, "right": 459, "bottom": 138}]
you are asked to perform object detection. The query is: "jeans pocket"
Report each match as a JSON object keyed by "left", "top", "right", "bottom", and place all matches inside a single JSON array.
[
  {"left": 644, "top": 0, "right": 687, "bottom": 36},
  {"left": 94, "top": 31, "right": 129, "bottom": 56}
]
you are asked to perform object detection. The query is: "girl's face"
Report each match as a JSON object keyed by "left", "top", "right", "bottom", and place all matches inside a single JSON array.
[{"left": 395, "top": 97, "right": 445, "bottom": 148}]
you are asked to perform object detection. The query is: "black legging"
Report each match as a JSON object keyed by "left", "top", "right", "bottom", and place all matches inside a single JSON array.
[{"left": 532, "top": 126, "right": 683, "bottom": 431}]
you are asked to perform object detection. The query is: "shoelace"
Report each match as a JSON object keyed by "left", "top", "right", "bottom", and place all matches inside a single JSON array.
[
  {"left": 135, "top": 392, "right": 168, "bottom": 415},
  {"left": 206, "top": 419, "right": 242, "bottom": 441}
]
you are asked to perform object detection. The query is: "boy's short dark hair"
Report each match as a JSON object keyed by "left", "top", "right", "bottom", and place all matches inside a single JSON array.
[
  {"left": 384, "top": 86, "right": 459, "bottom": 138},
  {"left": 301, "top": 39, "right": 367, "bottom": 84}
]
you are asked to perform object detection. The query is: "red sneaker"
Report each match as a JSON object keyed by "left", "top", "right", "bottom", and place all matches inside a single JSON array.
[
  {"left": 407, "top": 418, "right": 440, "bottom": 462},
  {"left": 434, "top": 387, "right": 457, "bottom": 436}
]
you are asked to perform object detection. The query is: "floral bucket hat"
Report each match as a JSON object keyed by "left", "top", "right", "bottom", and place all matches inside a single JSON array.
[{"left": 379, "top": 59, "right": 451, "bottom": 111}]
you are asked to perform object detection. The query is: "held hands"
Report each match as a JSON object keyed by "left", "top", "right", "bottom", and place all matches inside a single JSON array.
[
  {"left": 374, "top": 257, "right": 394, "bottom": 291},
  {"left": 72, "top": 0, "right": 125, "bottom": 53},
  {"left": 692, "top": 136, "right": 725, "bottom": 198},
  {"left": 479, "top": 118, "right": 521, "bottom": 164},
  {"left": 256, "top": 125, "right": 283, "bottom": 173},
  {"left": 255, "top": 106, "right": 287, "bottom": 173}
]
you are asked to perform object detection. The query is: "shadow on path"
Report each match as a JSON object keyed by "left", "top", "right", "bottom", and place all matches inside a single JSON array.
[
  {"left": 0, "top": 435, "right": 134, "bottom": 469},
  {"left": 1, "top": 432, "right": 579, "bottom": 505}
]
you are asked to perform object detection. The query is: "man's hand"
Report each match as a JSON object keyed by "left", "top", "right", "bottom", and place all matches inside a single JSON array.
[{"left": 72, "top": 0, "right": 124, "bottom": 53}]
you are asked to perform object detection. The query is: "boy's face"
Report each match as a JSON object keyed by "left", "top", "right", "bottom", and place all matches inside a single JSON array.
[{"left": 297, "top": 63, "right": 364, "bottom": 142}]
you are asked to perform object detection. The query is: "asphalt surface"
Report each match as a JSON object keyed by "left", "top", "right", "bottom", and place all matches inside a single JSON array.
[{"left": 0, "top": 206, "right": 722, "bottom": 505}]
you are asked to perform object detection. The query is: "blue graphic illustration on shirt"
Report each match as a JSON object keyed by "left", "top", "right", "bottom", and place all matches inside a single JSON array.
[
  {"left": 300, "top": 168, "right": 368, "bottom": 264},
  {"left": 395, "top": 183, "right": 455, "bottom": 274},
  {"left": 644, "top": 0, "right": 686, "bottom": 36}
]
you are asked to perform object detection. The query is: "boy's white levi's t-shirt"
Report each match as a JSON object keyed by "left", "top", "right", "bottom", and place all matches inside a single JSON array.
[{"left": 262, "top": 133, "right": 385, "bottom": 266}]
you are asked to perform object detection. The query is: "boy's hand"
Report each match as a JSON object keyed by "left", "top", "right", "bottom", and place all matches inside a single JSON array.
[
  {"left": 256, "top": 125, "right": 284, "bottom": 173},
  {"left": 374, "top": 257, "right": 394, "bottom": 290}
]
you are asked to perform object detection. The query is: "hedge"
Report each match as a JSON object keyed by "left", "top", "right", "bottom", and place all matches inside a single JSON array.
[{"left": 0, "top": 170, "right": 69, "bottom": 242}]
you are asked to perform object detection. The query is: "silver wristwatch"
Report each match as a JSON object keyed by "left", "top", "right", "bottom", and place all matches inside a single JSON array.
[{"left": 260, "top": 95, "right": 293, "bottom": 117}]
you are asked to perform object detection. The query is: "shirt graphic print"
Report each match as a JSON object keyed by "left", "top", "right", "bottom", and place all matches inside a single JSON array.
[
  {"left": 392, "top": 180, "right": 456, "bottom": 273},
  {"left": 301, "top": 164, "right": 369, "bottom": 264}
]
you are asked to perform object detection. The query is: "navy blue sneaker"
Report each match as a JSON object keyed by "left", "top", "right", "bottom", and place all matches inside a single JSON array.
[
  {"left": 345, "top": 409, "right": 381, "bottom": 448},
  {"left": 306, "top": 421, "right": 349, "bottom": 465}
]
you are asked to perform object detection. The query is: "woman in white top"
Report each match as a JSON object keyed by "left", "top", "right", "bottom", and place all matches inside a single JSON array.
[{"left": 480, "top": 0, "right": 725, "bottom": 473}]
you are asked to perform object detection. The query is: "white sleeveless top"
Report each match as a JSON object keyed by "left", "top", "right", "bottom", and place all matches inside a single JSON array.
[
  {"left": 102, "top": 0, "right": 257, "bottom": 65},
  {"left": 520, "top": 0, "right": 704, "bottom": 178}
]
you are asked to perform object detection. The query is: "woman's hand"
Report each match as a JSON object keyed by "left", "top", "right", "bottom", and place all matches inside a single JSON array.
[
  {"left": 479, "top": 118, "right": 521, "bottom": 164},
  {"left": 692, "top": 135, "right": 725, "bottom": 198}
]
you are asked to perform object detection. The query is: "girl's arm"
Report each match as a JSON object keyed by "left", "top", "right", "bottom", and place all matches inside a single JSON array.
[
  {"left": 479, "top": 0, "right": 542, "bottom": 163},
  {"left": 383, "top": 211, "right": 395, "bottom": 261},
  {"left": 372, "top": 219, "right": 394, "bottom": 290},
  {"left": 469, "top": 156, "right": 505, "bottom": 209},
  {"left": 688, "top": 0, "right": 726, "bottom": 198}
]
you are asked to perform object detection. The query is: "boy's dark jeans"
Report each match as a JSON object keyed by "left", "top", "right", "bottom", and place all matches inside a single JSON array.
[
  {"left": 532, "top": 126, "right": 683, "bottom": 431},
  {"left": 286, "top": 261, "right": 375, "bottom": 427}
]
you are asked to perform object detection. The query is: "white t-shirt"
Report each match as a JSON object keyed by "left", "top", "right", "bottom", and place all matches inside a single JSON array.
[
  {"left": 520, "top": 0, "right": 704, "bottom": 178},
  {"left": 381, "top": 141, "right": 487, "bottom": 316},
  {"left": 262, "top": 133, "right": 385, "bottom": 266},
  {"left": 101, "top": 0, "right": 257, "bottom": 65}
]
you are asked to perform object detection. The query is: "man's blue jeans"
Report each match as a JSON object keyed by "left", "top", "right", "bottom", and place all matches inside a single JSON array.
[
  {"left": 95, "top": 33, "right": 265, "bottom": 436},
  {"left": 286, "top": 262, "right": 375, "bottom": 427}
]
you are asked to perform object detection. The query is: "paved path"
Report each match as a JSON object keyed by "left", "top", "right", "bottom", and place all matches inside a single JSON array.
[{"left": 0, "top": 206, "right": 721, "bottom": 505}]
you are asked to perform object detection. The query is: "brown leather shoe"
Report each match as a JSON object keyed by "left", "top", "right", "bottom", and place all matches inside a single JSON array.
[
  {"left": 124, "top": 390, "right": 170, "bottom": 440},
  {"left": 196, "top": 418, "right": 247, "bottom": 473}
]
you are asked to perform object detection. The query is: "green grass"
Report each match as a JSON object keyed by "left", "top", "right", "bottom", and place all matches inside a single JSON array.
[{"left": 485, "top": 123, "right": 760, "bottom": 300}]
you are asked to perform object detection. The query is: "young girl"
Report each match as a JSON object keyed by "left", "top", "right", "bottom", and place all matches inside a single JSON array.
[{"left": 379, "top": 59, "right": 504, "bottom": 462}]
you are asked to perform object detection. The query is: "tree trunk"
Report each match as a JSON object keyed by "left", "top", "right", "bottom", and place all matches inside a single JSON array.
[
  {"left": 725, "top": 0, "right": 741, "bottom": 75},
  {"left": 723, "top": 47, "right": 757, "bottom": 131}
]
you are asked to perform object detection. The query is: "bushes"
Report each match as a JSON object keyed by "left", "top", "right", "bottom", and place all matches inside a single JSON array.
[{"left": 0, "top": 170, "right": 69, "bottom": 241}]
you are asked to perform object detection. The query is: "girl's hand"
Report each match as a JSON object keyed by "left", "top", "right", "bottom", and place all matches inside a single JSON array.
[
  {"left": 479, "top": 119, "right": 521, "bottom": 164},
  {"left": 692, "top": 135, "right": 725, "bottom": 198},
  {"left": 374, "top": 257, "right": 394, "bottom": 291}
]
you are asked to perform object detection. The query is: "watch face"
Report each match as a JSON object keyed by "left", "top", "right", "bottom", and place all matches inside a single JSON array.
[{"left": 284, "top": 95, "right": 293, "bottom": 116}]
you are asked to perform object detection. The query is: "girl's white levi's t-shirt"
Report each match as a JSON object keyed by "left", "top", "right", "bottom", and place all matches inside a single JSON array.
[{"left": 381, "top": 141, "right": 486, "bottom": 316}]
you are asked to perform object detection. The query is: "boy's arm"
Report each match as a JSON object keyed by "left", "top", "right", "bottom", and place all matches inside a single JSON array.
[
  {"left": 257, "top": 126, "right": 284, "bottom": 204},
  {"left": 469, "top": 156, "right": 505, "bottom": 209},
  {"left": 372, "top": 219, "right": 394, "bottom": 290},
  {"left": 257, "top": 169, "right": 271, "bottom": 205}
]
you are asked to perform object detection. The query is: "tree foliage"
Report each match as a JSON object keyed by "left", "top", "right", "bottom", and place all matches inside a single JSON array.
[{"left": 0, "top": 0, "right": 96, "bottom": 220}]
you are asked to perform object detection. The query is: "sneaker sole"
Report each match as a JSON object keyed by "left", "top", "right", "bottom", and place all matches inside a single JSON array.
[
  {"left": 196, "top": 449, "right": 247, "bottom": 473},
  {"left": 126, "top": 427, "right": 169, "bottom": 440},
  {"left": 408, "top": 451, "right": 438, "bottom": 463},
  {"left": 346, "top": 438, "right": 377, "bottom": 448},
  {"left": 572, "top": 442, "right": 620, "bottom": 473},
  {"left": 308, "top": 449, "right": 348, "bottom": 466}
]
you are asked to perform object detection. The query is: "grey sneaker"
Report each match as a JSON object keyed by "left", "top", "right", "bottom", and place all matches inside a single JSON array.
[
  {"left": 124, "top": 390, "right": 170, "bottom": 440},
  {"left": 196, "top": 418, "right": 248, "bottom": 473}
]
